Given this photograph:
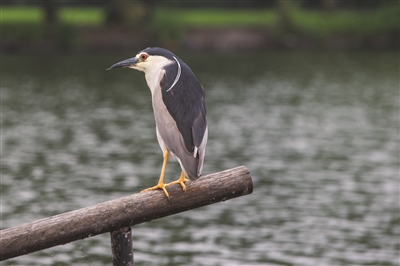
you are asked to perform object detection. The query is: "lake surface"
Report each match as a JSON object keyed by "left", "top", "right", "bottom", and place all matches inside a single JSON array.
[{"left": 1, "top": 51, "right": 399, "bottom": 265}]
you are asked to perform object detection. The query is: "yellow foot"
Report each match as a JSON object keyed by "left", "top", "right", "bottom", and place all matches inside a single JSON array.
[
  {"left": 166, "top": 171, "right": 187, "bottom": 192},
  {"left": 166, "top": 179, "right": 187, "bottom": 191},
  {"left": 141, "top": 183, "right": 169, "bottom": 198}
]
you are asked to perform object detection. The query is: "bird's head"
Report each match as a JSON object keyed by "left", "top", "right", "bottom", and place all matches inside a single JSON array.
[{"left": 107, "top": 47, "right": 177, "bottom": 74}]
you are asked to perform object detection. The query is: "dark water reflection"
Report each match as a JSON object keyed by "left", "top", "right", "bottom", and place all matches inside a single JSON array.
[{"left": 1, "top": 52, "right": 399, "bottom": 265}]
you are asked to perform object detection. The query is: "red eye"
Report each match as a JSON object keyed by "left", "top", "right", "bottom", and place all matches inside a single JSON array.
[{"left": 140, "top": 54, "right": 148, "bottom": 61}]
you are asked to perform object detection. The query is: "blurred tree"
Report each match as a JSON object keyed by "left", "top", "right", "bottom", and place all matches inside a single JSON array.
[
  {"left": 105, "top": 2, "right": 123, "bottom": 24},
  {"left": 323, "top": 0, "right": 336, "bottom": 11},
  {"left": 277, "top": 0, "right": 293, "bottom": 32},
  {"left": 42, "top": 1, "right": 58, "bottom": 23},
  {"left": 140, "top": 0, "right": 155, "bottom": 23},
  {"left": 105, "top": 0, "right": 155, "bottom": 26}
]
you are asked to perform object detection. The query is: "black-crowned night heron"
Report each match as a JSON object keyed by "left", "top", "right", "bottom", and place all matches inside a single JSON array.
[{"left": 108, "top": 47, "right": 208, "bottom": 198}]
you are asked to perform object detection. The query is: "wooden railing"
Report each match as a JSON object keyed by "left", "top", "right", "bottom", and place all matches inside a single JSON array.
[{"left": 0, "top": 166, "right": 253, "bottom": 264}]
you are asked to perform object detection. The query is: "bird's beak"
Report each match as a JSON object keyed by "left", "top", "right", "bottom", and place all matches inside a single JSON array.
[{"left": 106, "top": 57, "right": 139, "bottom": 70}]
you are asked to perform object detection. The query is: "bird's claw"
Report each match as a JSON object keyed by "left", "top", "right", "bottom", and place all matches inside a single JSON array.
[
  {"left": 141, "top": 183, "right": 170, "bottom": 198},
  {"left": 166, "top": 179, "right": 187, "bottom": 192}
]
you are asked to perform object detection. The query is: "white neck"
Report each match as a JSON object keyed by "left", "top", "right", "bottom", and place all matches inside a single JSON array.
[{"left": 142, "top": 56, "right": 174, "bottom": 95}]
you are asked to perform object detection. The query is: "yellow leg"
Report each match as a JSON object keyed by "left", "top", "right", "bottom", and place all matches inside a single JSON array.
[
  {"left": 166, "top": 171, "right": 187, "bottom": 192},
  {"left": 141, "top": 150, "right": 170, "bottom": 198}
]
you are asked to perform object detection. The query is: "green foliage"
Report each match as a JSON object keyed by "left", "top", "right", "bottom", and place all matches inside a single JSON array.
[
  {"left": 1, "top": 5, "right": 398, "bottom": 46},
  {"left": 169, "top": 9, "right": 276, "bottom": 27},
  {"left": 0, "top": 7, "right": 100, "bottom": 46},
  {"left": 149, "top": 8, "right": 185, "bottom": 42},
  {"left": 0, "top": 7, "right": 43, "bottom": 24},
  {"left": 0, "top": 7, "right": 44, "bottom": 25},
  {"left": 289, "top": 5, "right": 399, "bottom": 36},
  {"left": 149, "top": 8, "right": 276, "bottom": 42},
  {"left": 58, "top": 8, "right": 104, "bottom": 26},
  {"left": 0, "top": 7, "right": 104, "bottom": 25},
  {"left": 1, "top": 5, "right": 398, "bottom": 35}
]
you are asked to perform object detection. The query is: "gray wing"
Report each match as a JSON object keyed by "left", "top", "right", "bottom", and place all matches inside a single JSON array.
[{"left": 159, "top": 62, "right": 207, "bottom": 179}]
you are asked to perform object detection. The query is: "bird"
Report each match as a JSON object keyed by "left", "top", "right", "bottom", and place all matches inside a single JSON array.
[{"left": 107, "top": 47, "right": 208, "bottom": 199}]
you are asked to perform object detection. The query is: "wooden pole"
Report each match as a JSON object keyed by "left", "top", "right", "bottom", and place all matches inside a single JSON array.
[
  {"left": 0, "top": 166, "right": 252, "bottom": 261},
  {"left": 110, "top": 227, "right": 134, "bottom": 266}
]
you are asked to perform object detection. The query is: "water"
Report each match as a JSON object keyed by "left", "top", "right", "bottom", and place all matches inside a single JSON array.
[{"left": 1, "top": 51, "right": 399, "bottom": 265}]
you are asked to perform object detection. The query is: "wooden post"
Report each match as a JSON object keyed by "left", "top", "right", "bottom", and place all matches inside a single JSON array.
[
  {"left": 0, "top": 166, "right": 252, "bottom": 261},
  {"left": 111, "top": 227, "right": 134, "bottom": 266}
]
